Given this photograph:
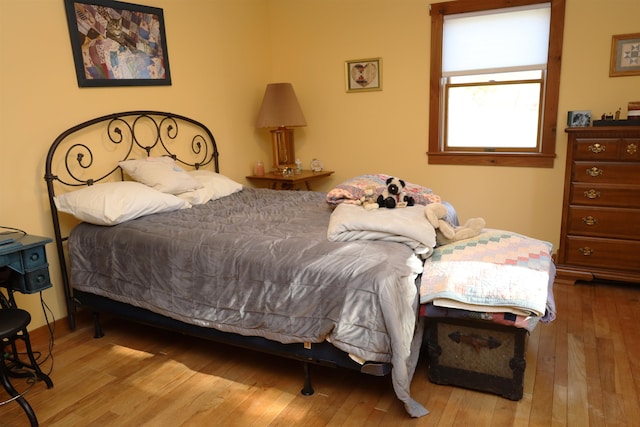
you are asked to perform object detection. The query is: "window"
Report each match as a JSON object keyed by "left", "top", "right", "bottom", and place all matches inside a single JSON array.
[{"left": 428, "top": 0, "right": 565, "bottom": 167}]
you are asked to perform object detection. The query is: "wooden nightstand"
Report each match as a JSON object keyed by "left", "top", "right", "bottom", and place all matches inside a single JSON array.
[{"left": 246, "top": 170, "right": 334, "bottom": 191}]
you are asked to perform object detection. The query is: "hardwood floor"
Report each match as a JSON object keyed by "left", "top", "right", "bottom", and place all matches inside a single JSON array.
[{"left": 2, "top": 281, "right": 639, "bottom": 426}]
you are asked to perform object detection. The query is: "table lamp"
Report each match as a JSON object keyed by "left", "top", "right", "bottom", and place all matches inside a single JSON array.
[{"left": 255, "top": 83, "right": 307, "bottom": 172}]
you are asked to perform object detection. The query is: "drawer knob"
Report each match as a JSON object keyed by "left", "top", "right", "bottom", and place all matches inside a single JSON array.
[
  {"left": 582, "top": 216, "right": 598, "bottom": 226},
  {"left": 584, "top": 189, "right": 601, "bottom": 199},
  {"left": 579, "top": 247, "right": 593, "bottom": 256},
  {"left": 586, "top": 167, "right": 603, "bottom": 177},
  {"left": 588, "top": 143, "right": 606, "bottom": 154},
  {"left": 627, "top": 143, "right": 638, "bottom": 155}
]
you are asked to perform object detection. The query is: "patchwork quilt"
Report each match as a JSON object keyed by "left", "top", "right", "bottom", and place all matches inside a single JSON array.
[{"left": 420, "top": 229, "right": 555, "bottom": 318}]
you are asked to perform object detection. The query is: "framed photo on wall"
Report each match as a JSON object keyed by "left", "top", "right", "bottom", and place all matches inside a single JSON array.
[
  {"left": 63, "top": 0, "right": 171, "bottom": 87},
  {"left": 345, "top": 58, "right": 382, "bottom": 92},
  {"left": 609, "top": 32, "right": 640, "bottom": 77}
]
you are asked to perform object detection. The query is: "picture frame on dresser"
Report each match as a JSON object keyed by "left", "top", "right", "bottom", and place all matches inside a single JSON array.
[
  {"left": 63, "top": 0, "right": 172, "bottom": 87},
  {"left": 567, "top": 110, "right": 591, "bottom": 127}
]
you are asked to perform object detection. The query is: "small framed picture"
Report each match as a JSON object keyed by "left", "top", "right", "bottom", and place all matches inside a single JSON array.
[
  {"left": 567, "top": 110, "right": 591, "bottom": 127},
  {"left": 609, "top": 33, "right": 640, "bottom": 77},
  {"left": 345, "top": 58, "right": 382, "bottom": 92}
]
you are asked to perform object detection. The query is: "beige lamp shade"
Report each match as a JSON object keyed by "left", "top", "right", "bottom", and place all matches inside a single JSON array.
[
  {"left": 256, "top": 83, "right": 307, "bottom": 171},
  {"left": 255, "top": 83, "right": 307, "bottom": 128}
]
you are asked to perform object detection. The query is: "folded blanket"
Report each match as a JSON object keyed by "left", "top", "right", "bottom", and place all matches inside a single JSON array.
[
  {"left": 420, "top": 229, "right": 554, "bottom": 317},
  {"left": 326, "top": 174, "right": 441, "bottom": 206},
  {"left": 327, "top": 203, "right": 436, "bottom": 258}
]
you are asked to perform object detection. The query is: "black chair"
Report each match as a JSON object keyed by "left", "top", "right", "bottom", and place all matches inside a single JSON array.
[{"left": 1, "top": 308, "right": 53, "bottom": 427}]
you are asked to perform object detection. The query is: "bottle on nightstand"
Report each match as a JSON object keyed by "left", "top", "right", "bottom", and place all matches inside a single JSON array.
[{"left": 253, "top": 161, "right": 265, "bottom": 177}]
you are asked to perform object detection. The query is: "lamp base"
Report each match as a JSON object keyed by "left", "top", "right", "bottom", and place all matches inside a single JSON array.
[{"left": 271, "top": 127, "right": 296, "bottom": 171}]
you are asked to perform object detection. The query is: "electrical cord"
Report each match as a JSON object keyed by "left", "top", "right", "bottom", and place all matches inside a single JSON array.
[
  {"left": 0, "top": 272, "right": 56, "bottom": 377},
  {"left": 0, "top": 226, "right": 27, "bottom": 245},
  {"left": 2, "top": 292, "right": 57, "bottom": 377},
  {"left": 37, "top": 291, "right": 56, "bottom": 376},
  {"left": 0, "top": 226, "right": 27, "bottom": 237}
]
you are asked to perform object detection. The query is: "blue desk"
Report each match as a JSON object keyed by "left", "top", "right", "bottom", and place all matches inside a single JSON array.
[{"left": 0, "top": 233, "right": 53, "bottom": 295}]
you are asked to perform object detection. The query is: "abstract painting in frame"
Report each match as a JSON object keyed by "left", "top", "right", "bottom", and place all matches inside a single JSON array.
[
  {"left": 345, "top": 58, "right": 382, "bottom": 92},
  {"left": 64, "top": 0, "right": 171, "bottom": 87},
  {"left": 609, "top": 33, "right": 640, "bottom": 77}
]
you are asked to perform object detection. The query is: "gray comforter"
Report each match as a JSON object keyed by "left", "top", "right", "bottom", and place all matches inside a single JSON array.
[{"left": 68, "top": 188, "right": 428, "bottom": 416}]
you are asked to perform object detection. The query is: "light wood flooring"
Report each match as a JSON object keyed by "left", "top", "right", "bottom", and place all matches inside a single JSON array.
[{"left": 2, "top": 280, "right": 639, "bottom": 426}]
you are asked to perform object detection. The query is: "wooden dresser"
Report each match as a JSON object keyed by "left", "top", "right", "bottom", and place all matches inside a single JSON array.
[{"left": 556, "top": 126, "right": 640, "bottom": 285}]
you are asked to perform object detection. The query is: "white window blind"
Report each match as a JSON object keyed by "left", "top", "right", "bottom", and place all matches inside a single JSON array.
[{"left": 442, "top": 4, "right": 551, "bottom": 75}]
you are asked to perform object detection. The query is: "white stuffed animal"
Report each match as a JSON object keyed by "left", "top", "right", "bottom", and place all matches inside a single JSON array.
[
  {"left": 357, "top": 186, "right": 380, "bottom": 210},
  {"left": 424, "top": 203, "right": 485, "bottom": 246}
]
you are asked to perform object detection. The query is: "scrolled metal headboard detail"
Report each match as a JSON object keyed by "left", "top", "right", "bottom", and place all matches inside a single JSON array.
[
  {"left": 45, "top": 111, "right": 219, "bottom": 189},
  {"left": 44, "top": 111, "right": 220, "bottom": 326}
]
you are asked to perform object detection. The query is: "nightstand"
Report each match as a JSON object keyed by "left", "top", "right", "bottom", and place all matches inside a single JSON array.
[
  {"left": 0, "top": 233, "right": 53, "bottom": 299},
  {"left": 246, "top": 170, "right": 334, "bottom": 191}
]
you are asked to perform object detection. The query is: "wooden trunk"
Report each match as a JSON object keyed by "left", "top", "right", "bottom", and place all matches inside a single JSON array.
[{"left": 426, "top": 317, "right": 527, "bottom": 400}]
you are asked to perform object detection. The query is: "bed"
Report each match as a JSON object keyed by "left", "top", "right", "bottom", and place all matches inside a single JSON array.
[{"left": 44, "top": 111, "right": 440, "bottom": 417}]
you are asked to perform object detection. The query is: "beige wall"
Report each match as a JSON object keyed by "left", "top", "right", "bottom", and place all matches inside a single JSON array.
[
  {"left": 267, "top": 0, "right": 640, "bottom": 240},
  {"left": 1, "top": 0, "right": 639, "bottom": 328},
  {"left": 0, "top": 0, "right": 272, "bottom": 326}
]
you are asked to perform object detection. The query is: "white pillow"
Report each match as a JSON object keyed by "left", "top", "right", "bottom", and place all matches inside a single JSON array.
[
  {"left": 177, "top": 170, "right": 243, "bottom": 205},
  {"left": 118, "top": 157, "right": 202, "bottom": 194},
  {"left": 54, "top": 181, "right": 190, "bottom": 226}
]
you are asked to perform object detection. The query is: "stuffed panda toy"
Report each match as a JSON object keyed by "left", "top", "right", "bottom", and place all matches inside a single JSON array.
[{"left": 376, "top": 177, "right": 415, "bottom": 208}]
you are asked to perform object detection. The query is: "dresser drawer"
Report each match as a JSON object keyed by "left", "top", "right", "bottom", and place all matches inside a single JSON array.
[
  {"left": 0, "top": 244, "right": 48, "bottom": 274},
  {"left": 563, "top": 236, "right": 640, "bottom": 272},
  {"left": 572, "top": 162, "right": 640, "bottom": 184},
  {"left": 620, "top": 138, "right": 640, "bottom": 161},
  {"left": 7, "top": 265, "right": 52, "bottom": 294},
  {"left": 574, "top": 137, "right": 640, "bottom": 161},
  {"left": 20, "top": 244, "right": 48, "bottom": 270},
  {"left": 567, "top": 206, "right": 640, "bottom": 239},
  {"left": 570, "top": 183, "right": 640, "bottom": 208},
  {"left": 574, "top": 138, "right": 620, "bottom": 160}
]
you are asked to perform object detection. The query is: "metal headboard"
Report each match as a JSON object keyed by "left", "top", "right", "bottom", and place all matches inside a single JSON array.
[{"left": 44, "top": 111, "right": 219, "bottom": 328}]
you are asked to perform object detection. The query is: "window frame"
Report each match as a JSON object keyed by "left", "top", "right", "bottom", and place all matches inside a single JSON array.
[{"left": 428, "top": 0, "right": 565, "bottom": 167}]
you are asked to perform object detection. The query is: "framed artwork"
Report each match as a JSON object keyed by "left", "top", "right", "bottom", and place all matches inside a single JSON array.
[
  {"left": 567, "top": 110, "right": 591, "bottom": 128},
  {"left": 345, "top": 58, "right": 382, "bottom": 92},
  {"left": 609, "top": 33, "right": 640, "bottom": 77},
  {"left": 63, "top": 0, "right": 171, "bottom": 87}
]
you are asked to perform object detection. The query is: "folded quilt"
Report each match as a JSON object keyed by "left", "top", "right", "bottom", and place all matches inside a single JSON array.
[
  {"left": 420, "top": 229, "right": 554, "bottom": 317},
  {"left": 327, "top": 203, "right": 436, "bottom": 258},
  {"left": 326, "top": 173, "right": 441, "bottom": 206}
]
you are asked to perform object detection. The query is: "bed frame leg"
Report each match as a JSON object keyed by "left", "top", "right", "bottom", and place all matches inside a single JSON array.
[
  {"left": 92, "top": 312, "right": 104, "bottom": 339},
  {"left": 301, "top": 362, "right": 314, "bottom": 396}
]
